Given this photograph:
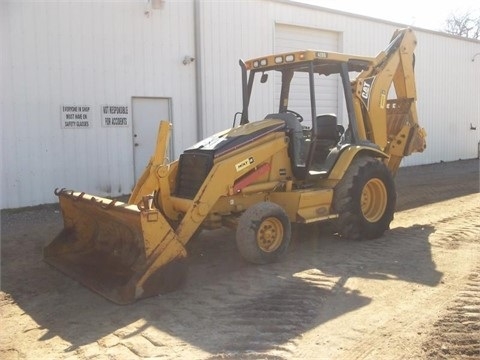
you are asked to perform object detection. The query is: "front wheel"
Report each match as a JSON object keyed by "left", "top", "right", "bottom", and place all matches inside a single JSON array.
[
  {"left": 333, "top": 156, "right": 396, "bottom": 240},
  {"left": 236, "top": 202, "right": 291, "bottom": 264}
]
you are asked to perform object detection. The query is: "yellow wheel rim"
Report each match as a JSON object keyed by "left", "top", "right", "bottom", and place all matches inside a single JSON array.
[
  {"left": 361, "top": 178, "right": 387, "bottom": 223},
  {"left": 257, "top": 217, "right": 283, "bottom": 252}
]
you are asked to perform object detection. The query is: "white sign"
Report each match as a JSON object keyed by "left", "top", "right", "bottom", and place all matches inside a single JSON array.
[
  {"left": 61, "top": 105, "right": 92, "bottom": 128},
  {"left": 101, "top": 105, "right": 129, "bottom": 127}
]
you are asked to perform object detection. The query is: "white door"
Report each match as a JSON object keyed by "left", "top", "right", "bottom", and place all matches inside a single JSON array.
[
  {"left": 275, "top": 24, "right": 340, "bottom": 128},
  {"left": 132, "top": 97, "right": 172, "bottom": 181}
]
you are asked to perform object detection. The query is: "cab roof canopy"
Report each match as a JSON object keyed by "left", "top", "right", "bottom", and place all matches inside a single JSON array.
[{"left": 245, "top": 50, "right": 375, "bottom": 75}]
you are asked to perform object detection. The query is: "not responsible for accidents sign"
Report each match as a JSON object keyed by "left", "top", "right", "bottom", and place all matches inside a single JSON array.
[
  {"left": 61, "top": 105, "right": 92, "bottom": 128},
  {"left": 101, "top": 105, "right": 129, "bottom": 127}
]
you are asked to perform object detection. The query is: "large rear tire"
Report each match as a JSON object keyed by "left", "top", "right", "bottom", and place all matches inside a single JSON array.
[
  {"left": 333, "top": 156, "right": 396, "bottom": 240},
  {"left": 236, "top": 202, "right": 291, "bottom": 264}
]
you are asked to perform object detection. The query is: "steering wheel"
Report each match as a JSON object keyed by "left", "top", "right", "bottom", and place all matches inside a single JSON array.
[{"left": 286, "top": 109, "right": 303, "bottom": 123}]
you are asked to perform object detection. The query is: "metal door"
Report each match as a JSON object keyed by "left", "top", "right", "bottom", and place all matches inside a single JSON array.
[
  {"left": 275, "top": 24, "right": 340, "bottom": 129},
  {"left": 132, "top": 97, "right": 172, "bottom": 181}
]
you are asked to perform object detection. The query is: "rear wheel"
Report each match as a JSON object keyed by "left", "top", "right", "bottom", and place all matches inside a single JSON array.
[
  {"left": 236, "top": 202, "right": 291, "bottom": 264},
  {"left": 333, "top": 156, "right": 396, "bottom": 240}
]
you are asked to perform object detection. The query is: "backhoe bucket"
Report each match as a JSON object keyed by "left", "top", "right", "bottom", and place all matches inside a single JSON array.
[{"left": 44, "top": 189, "right": 187, "bottom": 304}]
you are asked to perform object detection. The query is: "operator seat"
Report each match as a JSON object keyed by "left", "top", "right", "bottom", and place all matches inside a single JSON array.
[
  {"left": 264, "top": 112, "right": 305, "bottom": 169},
  {"left": 313, "top": 114, "right": 340, "bottom": 145},
  {"left": 312, "top": 114, "right": 341, "bottom": 160}
]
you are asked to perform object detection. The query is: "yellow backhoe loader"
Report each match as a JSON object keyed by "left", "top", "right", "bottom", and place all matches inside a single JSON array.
[{"left": 45, "top": 28, "right": 426, "bottom": 304}]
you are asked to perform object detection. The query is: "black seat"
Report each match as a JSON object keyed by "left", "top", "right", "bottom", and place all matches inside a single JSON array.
[
  {"left": 313, "top": 114, "right": 339, "bottom": 143},
  {"left": 265, "top": 113, "right": 305, "bottom": 176},
  {"left": 307, "top": 114, "right": 341, "bottom": 173}
]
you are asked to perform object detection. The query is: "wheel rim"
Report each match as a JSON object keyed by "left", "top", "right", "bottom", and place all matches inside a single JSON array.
[
  {"left": 361, "top": 178, "right": 387, "bottom": 223},
  {"left": 257, "top": 217, "right": 283, "bottom": 252}
]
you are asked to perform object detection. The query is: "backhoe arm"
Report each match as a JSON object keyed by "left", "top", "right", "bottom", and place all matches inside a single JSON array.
[{"left": 353, "top": 28, "right": 426, "bottom": 174}]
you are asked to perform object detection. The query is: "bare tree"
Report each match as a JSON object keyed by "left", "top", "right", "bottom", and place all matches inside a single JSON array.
[{"left": 444, "top": 10, "right": 480, "bottom": 39}]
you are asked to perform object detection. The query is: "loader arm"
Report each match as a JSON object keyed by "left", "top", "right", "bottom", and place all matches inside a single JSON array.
[
  {"left": 128, "top": 121, "right": 180, "bottom": 221},
  {"left": 352, "top": 28, "right": 426, "bottom": 174},
  {"left": 128, "top": 120, "right": 172, "bottom": 205}
]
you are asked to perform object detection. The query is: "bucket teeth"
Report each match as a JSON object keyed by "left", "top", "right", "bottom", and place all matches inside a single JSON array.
[{"left": 55, "top": 189, "right": 120, "bottom": 210}]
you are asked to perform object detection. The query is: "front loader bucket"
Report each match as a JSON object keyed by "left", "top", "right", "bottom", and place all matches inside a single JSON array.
[{"left": 44, "top": 189, "right": 187, "bottom": 304}]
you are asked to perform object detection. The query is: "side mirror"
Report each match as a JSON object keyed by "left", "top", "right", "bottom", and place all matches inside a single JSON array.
[
  {"left": 260, "top": 72, "right": 268, "bottom": 83},
  {"left": 232, "top": 112, "right": 244, "bottom": 128}
]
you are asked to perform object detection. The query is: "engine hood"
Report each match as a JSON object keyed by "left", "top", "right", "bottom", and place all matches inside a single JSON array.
[{"left": 185, "top": 119, "right": 285, "bottom": 158}]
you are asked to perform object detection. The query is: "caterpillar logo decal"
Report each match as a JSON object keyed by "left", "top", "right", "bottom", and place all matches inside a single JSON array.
[
  {"left": 235, "top": 157, "right": 254, "bottom": 172},
  {"left": 360, "top": 76, "right": 376, "bottom": 109}
]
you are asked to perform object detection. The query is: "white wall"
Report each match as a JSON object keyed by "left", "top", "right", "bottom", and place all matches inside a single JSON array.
[
  {"left": 1, "top": 0, "right": 197, "bottom": 208},
  {"left": 195, "top": 0, "right": 274, "bottom": 138},
  {"left": 412, "top": 31, "right": 480, "bottom": 166}
]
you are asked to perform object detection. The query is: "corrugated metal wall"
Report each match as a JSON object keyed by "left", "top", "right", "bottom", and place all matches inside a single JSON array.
[
  {"left": 2, "top": 0, "right": 479, "bottom": 208},
  {"left": 411, "top": 31, "right": 480, "bottom": 166},
  {"left": 195, "top": 0, "right": 274, "bottom": 138},
  {"left": 1, "top": 0, "right": 197, "bottom": 208}
]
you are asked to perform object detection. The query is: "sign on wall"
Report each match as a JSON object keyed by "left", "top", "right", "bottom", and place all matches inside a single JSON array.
[
  {"left": 61, "top": 105, "right": 92, "bottom": 128},
  {"left": 101, "top": 105, "right": 129, "bottom": 127}
]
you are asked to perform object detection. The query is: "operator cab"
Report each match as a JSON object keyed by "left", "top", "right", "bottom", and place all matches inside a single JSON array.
[{"left": 238, "top": 50, "right": 369, "bottom": 180}]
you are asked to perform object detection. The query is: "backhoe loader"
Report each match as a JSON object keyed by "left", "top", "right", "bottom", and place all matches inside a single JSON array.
[{"left": 45, "top": 28, "right": 426, "bottom": 304}]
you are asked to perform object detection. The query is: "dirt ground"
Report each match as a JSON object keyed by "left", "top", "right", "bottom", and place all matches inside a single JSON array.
[{"left": 1, "top": 158, "right": 479, "bottom": 360}]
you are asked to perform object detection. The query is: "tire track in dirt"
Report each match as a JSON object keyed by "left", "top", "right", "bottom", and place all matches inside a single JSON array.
[
  {"left": 60, "top": 193, "right": 478, "bottom": 360},
  {"left": 197, "top": 195, "right": 479, "bottom": 359},
  {"left": 161, "top": 225, "right": 370, "bottom": 359},
  {"left": 293, "top": 194, "right": 479, "bottom": 359},
  {"left": 430, "top": 211, "right": 480, "bottom": 250},
  {"left": 67, "top": 196, "right": 480, "bottom": 360},
  {"left": 181, "top": 253, "right": 339, "bottom": 359},
  {"left": 423, "top": 268, "right": 480, "bottom": 359},
  {"left": 198, "top": 272, "right": 367, "bottom": 360}
]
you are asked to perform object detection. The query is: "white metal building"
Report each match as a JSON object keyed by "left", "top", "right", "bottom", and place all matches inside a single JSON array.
[{"left": 2, "top": 0, "right": 479, "bottom": 209}]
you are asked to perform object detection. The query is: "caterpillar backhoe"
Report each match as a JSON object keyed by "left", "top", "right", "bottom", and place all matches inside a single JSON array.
[{"left": 45, "top": 28, "right": 426, "bottom": 304}]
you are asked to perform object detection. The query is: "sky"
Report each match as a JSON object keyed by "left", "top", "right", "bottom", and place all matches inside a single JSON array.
[{"left": 295, "top": 0, "right": 480, "bottom": 32}]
